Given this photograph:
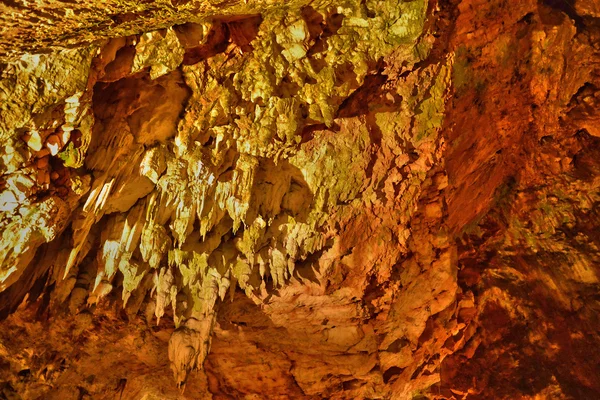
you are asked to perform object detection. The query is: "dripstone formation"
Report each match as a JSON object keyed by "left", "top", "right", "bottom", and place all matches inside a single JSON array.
[{"left": 0, "top": 0, "right": 599, "bottom": 398}]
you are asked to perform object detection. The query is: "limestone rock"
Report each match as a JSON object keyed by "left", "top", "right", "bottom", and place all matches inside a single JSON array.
[{"left": 0, "top": 0, "right": 599, "bottom": 399}]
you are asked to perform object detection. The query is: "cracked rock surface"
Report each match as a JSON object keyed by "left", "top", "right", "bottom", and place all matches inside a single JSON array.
[{"left": 0, "top": 0, "right": 599, "bottom": 398}]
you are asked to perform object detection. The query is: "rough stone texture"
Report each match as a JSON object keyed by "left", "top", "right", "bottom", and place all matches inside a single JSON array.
[{"left": 0, "top": 0, "right": 599, "bottom": 399}]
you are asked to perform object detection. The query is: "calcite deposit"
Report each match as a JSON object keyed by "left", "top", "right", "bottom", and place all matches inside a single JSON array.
[{"left": 0, "top": 0, "right": 599, "bottom": 398}]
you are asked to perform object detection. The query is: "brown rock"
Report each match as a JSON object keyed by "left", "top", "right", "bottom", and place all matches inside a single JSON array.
[
  {"left": 36, "top": 156, "right": 49, "bottom": 169},
  {"left": 45, "top": 134, "right": 62, "bottom": 156},
  {"left": 35, "top": 148, "right": 51, "bottom": 158},
  {"left": 0, "top": 0, "right": 599, "bottom": 399}
]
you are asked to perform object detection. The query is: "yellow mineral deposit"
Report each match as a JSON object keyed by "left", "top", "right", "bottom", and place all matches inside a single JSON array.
[
  {"left": 0, "top": 0, "right": 599, "bottom": 398},
  {"left": 24, "top": 130, "right": 43, "bottom": 152}
]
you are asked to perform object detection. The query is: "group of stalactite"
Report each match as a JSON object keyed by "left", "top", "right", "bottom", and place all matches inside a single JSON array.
[
  {"left": 2, "top": 0, "right": 598, "bottom": 396},
  {"left": 0, "top": 0, "right": 451, "bottom": 388}
]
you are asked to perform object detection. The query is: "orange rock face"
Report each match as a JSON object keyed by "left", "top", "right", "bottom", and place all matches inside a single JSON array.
[{"left": 0, "top": 0, "right": 599, "bottom": 399}]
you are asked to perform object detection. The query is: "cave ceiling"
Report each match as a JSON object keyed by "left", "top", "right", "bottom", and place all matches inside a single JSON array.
[{"left": 0, "top": 0, "right": 599, "bottom": 399}]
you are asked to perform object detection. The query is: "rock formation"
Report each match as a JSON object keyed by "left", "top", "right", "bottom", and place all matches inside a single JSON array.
[{"left": 0, "top": 0, "right": 598, "bottom": 398}]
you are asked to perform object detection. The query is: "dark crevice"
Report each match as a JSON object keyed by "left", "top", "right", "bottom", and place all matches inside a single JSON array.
[{"left": 540, "top": 0, "right": 585, "bottom": 30}]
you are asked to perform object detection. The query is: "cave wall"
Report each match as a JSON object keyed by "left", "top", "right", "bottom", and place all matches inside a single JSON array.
[{"left": 0, "top": 0, "right": 599, "bottom": 399}]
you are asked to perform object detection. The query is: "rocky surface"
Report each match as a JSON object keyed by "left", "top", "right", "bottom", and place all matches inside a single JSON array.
[{"left": 0, "top": 0, "right": 599, "bottom": 399}]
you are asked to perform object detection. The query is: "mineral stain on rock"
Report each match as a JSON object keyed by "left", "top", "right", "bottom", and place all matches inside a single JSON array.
[{"left": 0, "top": 0, "right": 599, "bottom": 398}]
